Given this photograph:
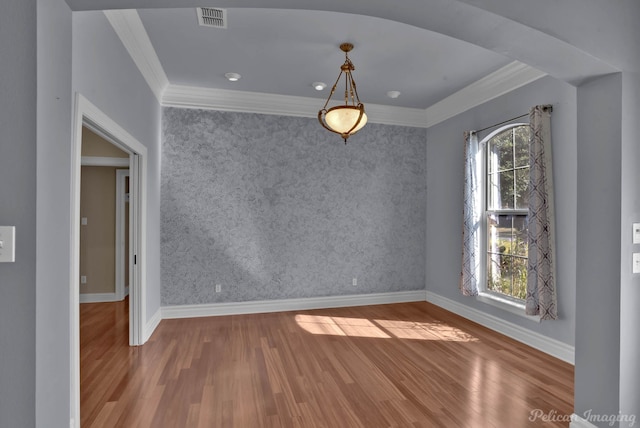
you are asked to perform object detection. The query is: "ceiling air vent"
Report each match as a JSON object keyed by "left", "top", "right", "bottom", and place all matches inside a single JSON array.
[{"left": 197, "top": 8, "right": 227, "bottom": 29}]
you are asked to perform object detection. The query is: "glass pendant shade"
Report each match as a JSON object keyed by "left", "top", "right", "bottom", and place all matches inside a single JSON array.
[{"left": 324, "top": 106, "right": 368, "bottom": 135}]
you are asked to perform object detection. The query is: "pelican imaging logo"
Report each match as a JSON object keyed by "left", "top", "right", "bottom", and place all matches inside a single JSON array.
[{"left": 528, "top": 409, "right": 636, "bottom": 426}]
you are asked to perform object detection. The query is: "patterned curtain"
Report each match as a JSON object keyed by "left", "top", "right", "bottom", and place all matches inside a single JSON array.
[
  {"left": 460, "top": 131, "right": 481, "bottom": 296},
  {"left": 526, "top": 105, "right": 557, "bottom": 319}
]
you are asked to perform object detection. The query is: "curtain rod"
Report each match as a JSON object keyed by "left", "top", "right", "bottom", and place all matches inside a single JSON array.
[
  {"left": 473, "top": 105, "right": 553, "bottom": 135},
  {"left": 474, "top": 113, "right": 528, "bottom": 134}
]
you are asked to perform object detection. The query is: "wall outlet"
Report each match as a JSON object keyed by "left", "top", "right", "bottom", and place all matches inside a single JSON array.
[
  {"left": 81, "top": 276, "right": 87, "bottom": 284},
  {"left": 352, "top": 277, "right": 357, "bottom": 286},
  {"left": 215, "top": 284, "right": 221, "bottom": 293}
]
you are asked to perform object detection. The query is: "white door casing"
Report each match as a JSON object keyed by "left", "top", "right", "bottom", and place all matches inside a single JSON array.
[
  {"left": 71, "top": 93, "right": 148, "bottom": 425},
  {"left": 116, "top": 168, "right": 130, "bottom": 301}
]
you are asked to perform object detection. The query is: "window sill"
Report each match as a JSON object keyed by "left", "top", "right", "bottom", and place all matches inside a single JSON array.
[{"left": 476, "top": 292, "right": 541, "bottom": 323}]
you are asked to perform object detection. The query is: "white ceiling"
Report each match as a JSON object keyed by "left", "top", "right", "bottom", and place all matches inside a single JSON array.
[
  {"left": 91, "top": 6, "right": 565, "bottom": 127},
  {"left": 136, "top": 7, "right": 514, "bottom": 110}
]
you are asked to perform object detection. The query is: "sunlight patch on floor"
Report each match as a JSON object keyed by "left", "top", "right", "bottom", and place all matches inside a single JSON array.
[
  {"left": 295, "top": 315, "right": 478, "bottom": 342},
  {"left": 295, "top": 315, "right": 391, "bottom": 338}
]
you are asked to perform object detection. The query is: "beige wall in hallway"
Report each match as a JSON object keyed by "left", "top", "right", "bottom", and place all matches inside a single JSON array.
[
  {"left": 82, "top": 126, "right": 128, "bottom": 158},
  {"left": 80, "top": 166, "right": 119, "bottom": 294},
  {"left": 80, "top": 126, "right": 129, "bottom": 296}
]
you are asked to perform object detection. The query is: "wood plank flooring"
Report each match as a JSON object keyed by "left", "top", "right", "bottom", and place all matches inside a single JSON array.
[{"left": 80, "top": 300, "right": 573, "bottom": 427}]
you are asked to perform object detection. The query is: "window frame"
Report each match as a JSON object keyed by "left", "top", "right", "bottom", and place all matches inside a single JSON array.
[{"left": 476, "top": 123, "right": 536, "bottom": 318}]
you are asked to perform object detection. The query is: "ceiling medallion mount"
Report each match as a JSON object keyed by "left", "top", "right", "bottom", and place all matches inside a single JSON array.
[
  {"left": 318, "top": 43, "right": 367, "bottom": 144},
  {"left": 339, "top": 42, "right": 353, "bottom": 53}
]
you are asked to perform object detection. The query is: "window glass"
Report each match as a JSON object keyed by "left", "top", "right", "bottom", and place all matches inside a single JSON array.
[{"left": 485, "top": 125, "right": 529, "bottom": 301}]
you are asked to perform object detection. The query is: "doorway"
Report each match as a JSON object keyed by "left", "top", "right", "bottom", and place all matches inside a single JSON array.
[
  {"left": 71, "top": 94, "right": 149, "bottom": 425},
  {"left": 79, "top": 127, "right": 130, "bottom": 303}
]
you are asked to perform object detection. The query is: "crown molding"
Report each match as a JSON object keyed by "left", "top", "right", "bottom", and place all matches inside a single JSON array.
[
  {"left": 425, "top": 61, "right": 547, "bottom": 127},
  {"left": 162, "top": 61, "right": 545, "bottom": 128},
  {"left": 162, "top": 84, "right": 324, "bottom": 117},
  {"left": 103, "top": 9, "right": 169, "bottom": 103},
  {"left": 162, "top": 84, "right": 430, "bottom": 128},
  {"left": 106, "top": 9, "right": 546, "bottom": 129}
]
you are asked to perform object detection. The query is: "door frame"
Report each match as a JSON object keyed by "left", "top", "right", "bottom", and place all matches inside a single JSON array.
[
  {"left": 115, "top": 168, "right": 130, "bottom": 301},
  {"left": 71, "top": 93, "right": 148, "bottom": 425}
]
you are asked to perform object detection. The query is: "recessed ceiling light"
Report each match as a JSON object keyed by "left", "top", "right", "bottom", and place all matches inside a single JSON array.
[
  {"left": 312, "top": 82, "right": 327, "bottom": 91},
  {"left": 225, "top": 72, "right": 241, "bottom": 82},
  {"left": 387, "top": 90, "right": 401, "bottom": 99}
]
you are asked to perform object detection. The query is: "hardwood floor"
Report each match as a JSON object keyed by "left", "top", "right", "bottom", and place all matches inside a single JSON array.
[{"left": 80, "top": 300, "right": 573, "bottom": 427}]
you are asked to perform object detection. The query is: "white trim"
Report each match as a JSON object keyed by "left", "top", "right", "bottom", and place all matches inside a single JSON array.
[
  {"left": 426, "top": 291, "right": 574, "bottom": 364},
  {"left": 103, "top": 9, "right": 168, "bottom": 103},
  {"left": 81, "top": 156, "right": 129, "bottom": 167},
  {"left": 115, "top": 169, "right": 130, "bottom": 301},
  {"left": 569, "top": 414, "right": 598, "bottom": 428},
  {"left": 476, "top": 292, "right": 541, "bottom": 322},
  {"left": 75, "top": 96, "right": 148, "bottom": 344},
  {"left": 129, "top": 153, "right": 142, "bottom": 346},
  {"left": 162, "top": 290, "right": 426, "bottom": 319},
  {"left": 424, "top": 61, "right": 547, "bottom": 127},
  {"left": 477, "top": 123, "right": 537, "bottom": 321},
  {"left": 162, "top": 84, "right": 430, "bottom": 128},
  {"left": 161, "top": 63, "right": 544, "bottom": 128},
  {"left": 144, "top": 307, "right": 162, "bottom": 342},
  {"left": 70, "top": 95, "right": 83, "bottom": 428},
  {"left": 79, "top": 292, "right": 121, "bottom": 303},
  {"left": 106, "top": 10, "right": 545, "bottom": 130}
]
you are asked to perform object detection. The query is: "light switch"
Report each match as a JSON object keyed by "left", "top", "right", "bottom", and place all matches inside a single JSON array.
[
  {"left": 633, "top": 223, "right": 640, "bottom": 244},
  {"left": 0, "top": 226, "right": 16, "bottom": 263},
  {"left": 633, "top": 253, "right": 640, "bottom": 274}
]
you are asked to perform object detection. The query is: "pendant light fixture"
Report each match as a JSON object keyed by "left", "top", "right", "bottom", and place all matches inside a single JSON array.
[{"left": 318, "top": 43, "right": 367, "bottom": 143}]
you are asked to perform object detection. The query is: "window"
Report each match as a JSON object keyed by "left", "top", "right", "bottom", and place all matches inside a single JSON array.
[
  {"left": 484, "top": 125, "right": 530, "bottom": 301},
  {"left": 461, "top": 105, "right": 555, "bottom": 319}
]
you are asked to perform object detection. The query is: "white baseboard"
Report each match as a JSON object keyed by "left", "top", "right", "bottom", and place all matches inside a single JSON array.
[
  {"left": 570, "top": 414, "right": 598, "bottom": 428},
  {"left": 426, "top": 291, "right": 574, "bottom": 364},
  {"left": 143, "top": 307, "right": 162, "bottom": 343},
  {"left": 79, "top": 292, "right": 121, "bottom": 303},
  {"left": 162, "top": 290, "right": 426, "bottom": 319}
]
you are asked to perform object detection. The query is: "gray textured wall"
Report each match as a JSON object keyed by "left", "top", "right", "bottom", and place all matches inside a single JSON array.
[{"left": 161, "top": 108, "right": 426, "bottom": 305}]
